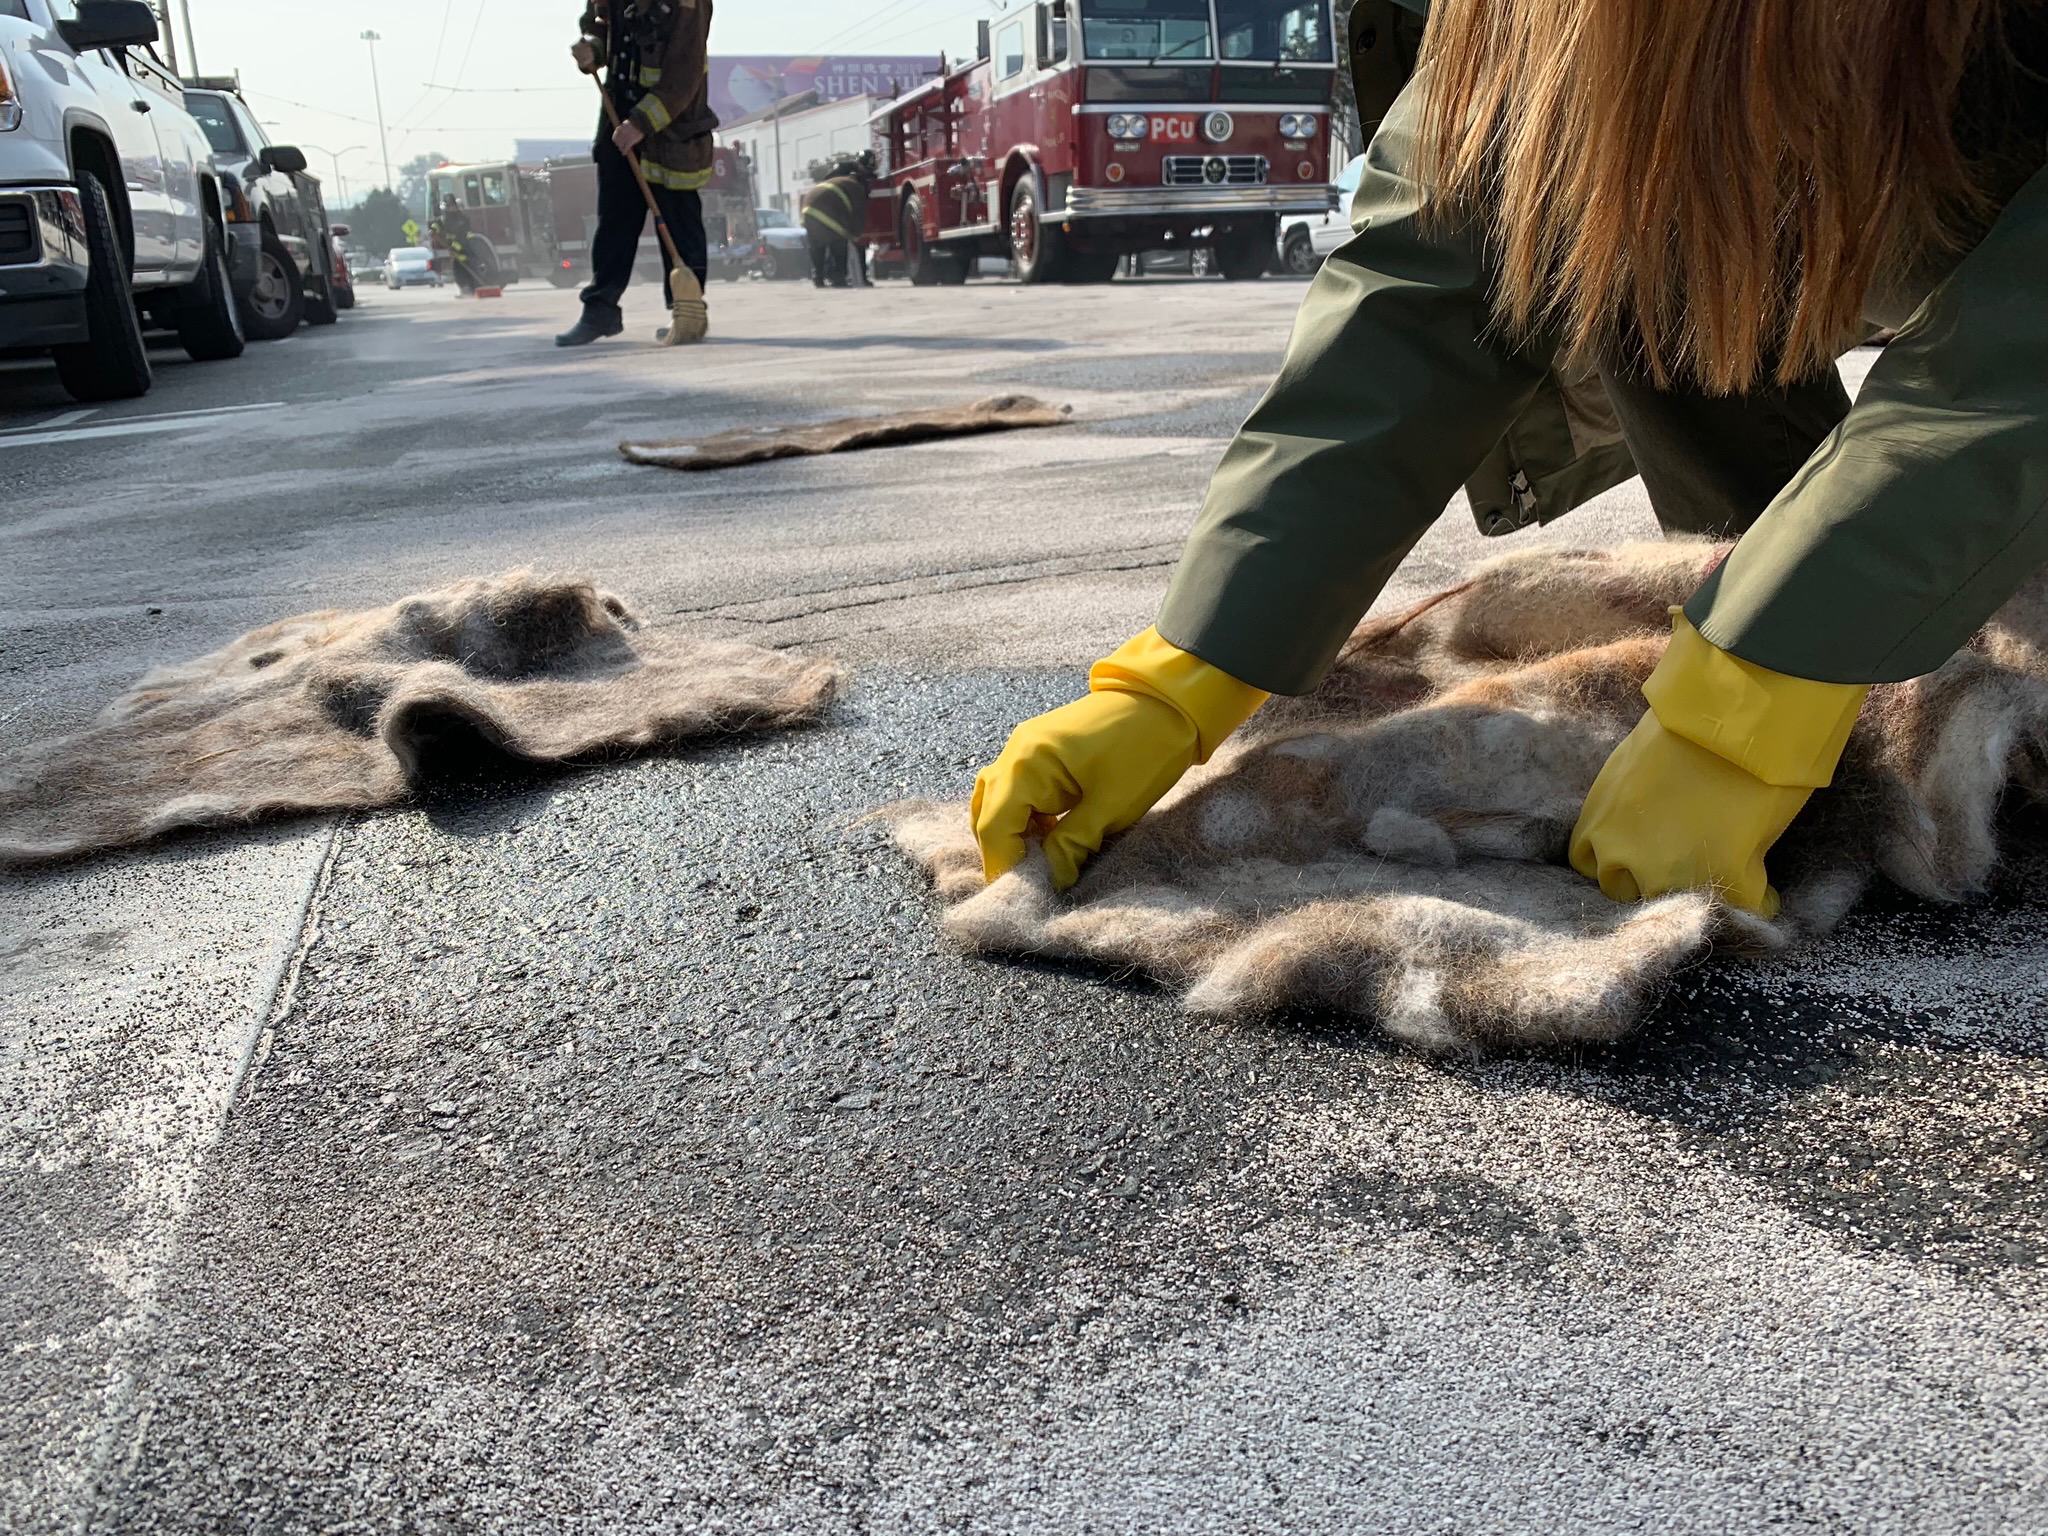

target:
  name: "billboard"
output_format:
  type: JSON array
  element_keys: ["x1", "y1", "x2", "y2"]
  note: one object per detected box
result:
[{"x1": 710, "y1": 55, "x2": 942, "y2": 125}]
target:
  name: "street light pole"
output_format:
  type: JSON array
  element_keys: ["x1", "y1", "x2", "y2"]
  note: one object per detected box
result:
[
  {"x1": 301, "y1": 144, "x2": 366, "y2": 209},
  {"x1": 176, "y1": 0, "x2": 197, "y2": 75},
  {"x1": 360, "y1": 30, "x2": 393, "y2": 192}
]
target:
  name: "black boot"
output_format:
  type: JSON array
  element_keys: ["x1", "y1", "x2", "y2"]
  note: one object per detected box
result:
[{"x1": 555, "y1": 306, "x2": 624, "y2": 347}]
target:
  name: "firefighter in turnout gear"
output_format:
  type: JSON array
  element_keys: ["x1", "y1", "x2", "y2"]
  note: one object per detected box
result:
[
  {"x1": 800, "y1": 154, "x2": 873, "y2": 288},
  {"x1": 558, "y1": 0, "x2": 718, "y2": 347}
]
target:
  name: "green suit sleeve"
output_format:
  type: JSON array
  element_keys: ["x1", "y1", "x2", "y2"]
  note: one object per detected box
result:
[
  {"x1": 1154, "y1": 75, "x2": 1555, "y2": 695},
  {"x1": 1686, "y1": 164, "x2": 2048, "y2": 684}
]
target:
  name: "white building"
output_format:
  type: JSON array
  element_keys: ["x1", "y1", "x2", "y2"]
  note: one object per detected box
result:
[{"x1": 726, "y1": 93, "x2": 879, "y2": 214}]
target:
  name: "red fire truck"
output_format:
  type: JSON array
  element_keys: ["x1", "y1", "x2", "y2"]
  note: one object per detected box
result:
[
  {"x1": 427, "y1": 161, "x2": 550, "y2": 283},
  {"x1": 538, "y1": 145, "x2": 762, "y2": 289},
  {"x1": 865, "y1": 0, "x2": 1338, "y2": 283}
]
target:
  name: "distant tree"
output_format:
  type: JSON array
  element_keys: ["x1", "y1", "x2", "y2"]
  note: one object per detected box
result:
[
  {"x1": 344, "y1": 188, "x2": 413, "y2": 257},
  {"x1": 397, "y1": 151, "x2": 453, "y2": 220}
]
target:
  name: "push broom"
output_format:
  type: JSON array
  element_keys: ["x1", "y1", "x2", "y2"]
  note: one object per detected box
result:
[{"x1": 594, "y1": 66, "x2": 709, "y2": 345}]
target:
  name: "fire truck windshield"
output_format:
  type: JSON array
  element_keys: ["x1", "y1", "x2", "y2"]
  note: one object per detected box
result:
[
  {"x1": 1078, "y1": 2, "x2": 1333, "y2": 64},
  {"x1": 1215, "y1": 0, "x2": 1333, "y2": 62},
  {"x1": 1079, "y1": 0, "x2": 1212, "y2": 62}
]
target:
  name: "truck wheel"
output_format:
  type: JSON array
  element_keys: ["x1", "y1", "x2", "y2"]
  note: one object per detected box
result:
[
  {"x1": 52, "y1": 172, "x2": 151, "y2": 402},
  {"x1": 305, "y1": 277, "x2": 340, "y2": 326},
  {"x1": 1214, "y1": 224, "x2": 1274, "y2": 281},
  {"x1": 548, "y1": 262, "x2": 583, "y2": 289},
  {"x1": 903, "y1": 195, "x2": 958, "y2": 286},
  {"x1": 1008, "y1": 178, "x2": 1067, "y2": 284},
  {"x1": 243, "y1": 227, "x2": 305, "y2": 340},
  {"x1": 1280, "y1": 226, "x2": 1318, "y2": 275},
  {"x1": 174, "y1": 210, "x2": 247, "y2": 363},
  {"x1": 459, "y1": 236, "x2": 501, "y2": 291}
]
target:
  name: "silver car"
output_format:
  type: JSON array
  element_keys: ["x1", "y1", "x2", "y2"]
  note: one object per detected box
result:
[
  {"x1": 754, "y1": 208, "x2": 809, "y2": 280},
  {"x1": 384, "y1": 247, "x2": 442, "y2": 289}
]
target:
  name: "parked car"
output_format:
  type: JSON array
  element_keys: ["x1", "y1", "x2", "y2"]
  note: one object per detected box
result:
[
  {"x1": 384, "y1": 247, "x2": 441, "y2": 289},
  {"x1": 0, "y1": 0, "x2": 245, "y2": 399},
  {"x1": 182, "y1": 78, "x2": 344, "y2": 339},
  {"x1": 753, "y1": 207, "x2": 807, "y2": 279},
  {"x1": 327, "y1": 222, "x2": 354, "y2": 310},
  {"x1": 1277, "y1": 153, "x2": 1365, "y2": 275},
  {"x1": 1121, "y1": 247, "x2": 1216, "y2": 278}
]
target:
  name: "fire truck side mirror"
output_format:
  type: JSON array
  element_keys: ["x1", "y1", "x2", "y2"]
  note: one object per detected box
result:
[
  {"x1": 977, "y1": 19, "x2": 991, "y2": 60},
  {"x1": 1051, "y1": 0, "x2": 1067, "y2": 17}
]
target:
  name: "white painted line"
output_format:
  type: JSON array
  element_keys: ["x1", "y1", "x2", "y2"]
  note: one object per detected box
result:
[
  {"x1": 0, "y1": 401, "x2": 285, "y2": 448},
  {"x1": 37, "y1": 408, "x2": 96, "y2": 430}
]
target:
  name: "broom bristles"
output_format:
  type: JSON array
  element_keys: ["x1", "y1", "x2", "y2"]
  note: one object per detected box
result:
[{"x1": 662, "y1": 262, "x2": 708, "y2": 346}]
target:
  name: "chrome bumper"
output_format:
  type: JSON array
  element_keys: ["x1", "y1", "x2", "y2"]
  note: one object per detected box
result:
[
  {"x1": 1062, "y1": 184, "x2": 1338, "y2": 219},
  {"x1": 0, "y1": 188, "x2": 91, "y2": 350},
  {"x1": 0, "y1": 187, "x2": 90, "y2": 284}
]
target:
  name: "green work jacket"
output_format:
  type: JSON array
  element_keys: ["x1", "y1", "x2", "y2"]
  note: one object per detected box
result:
[{"x1": 1157, "y1": 26, "x2": 2048, "y2": 692}]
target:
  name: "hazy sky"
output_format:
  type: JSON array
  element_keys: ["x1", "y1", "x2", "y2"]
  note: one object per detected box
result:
[{"x1": 169, "y1": 1, "x2": 986, "y2": 202}]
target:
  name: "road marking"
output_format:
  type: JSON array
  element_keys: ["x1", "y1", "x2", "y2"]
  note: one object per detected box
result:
[
  {"x1": 0, "y1": 401, "x2": 285, "y2": 448},
  {"x1": 36, "y1": 408, "x2": 96, "y2": 430}
]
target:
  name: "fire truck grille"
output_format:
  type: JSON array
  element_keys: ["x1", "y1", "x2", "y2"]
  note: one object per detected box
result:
[
  {"x1": 1161, "y1": 155, "x2": 1269, "y2": 188},
  {"x1": 0, "y1": 201, "x2": 36, "y2": 265}
]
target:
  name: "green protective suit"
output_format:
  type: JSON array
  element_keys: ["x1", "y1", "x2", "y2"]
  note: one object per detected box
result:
[{"x1": 1156, "y1": 4, "x2": 2048, "y2": 694}]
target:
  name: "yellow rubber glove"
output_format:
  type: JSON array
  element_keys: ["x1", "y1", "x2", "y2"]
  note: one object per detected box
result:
[
  {"x1": 972, "y1": 628, "x2": 1269, "y2": 890},
  {"x1": 1570, "y1": 613, "x2": 1869, "y2": 918}
]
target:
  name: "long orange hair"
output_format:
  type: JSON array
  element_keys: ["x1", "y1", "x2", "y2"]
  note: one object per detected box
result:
[{"x1": 1418, "y1": 0, "x2": 2003, "y2": 392}]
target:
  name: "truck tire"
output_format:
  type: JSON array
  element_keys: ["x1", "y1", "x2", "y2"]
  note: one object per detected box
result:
[
  {"x1": 305, "y1": 276, "x2": 340, "y2": 326},
  {"x1": 1214, "y1": 223, "x2": 1274, "y2": 281},
  {"x1": 902, "y1": 195, "x2": 963, "y2": 286},
  {"x1": 455, "y1": 235, "x2": 501, "y2": 293},
  {"x1": 243, "y1": 226, "x2": 305, "y2": 340},
  {"x1": 174, "y1": 210, "x2": 247, "y2": 362},
  {"x1": 1008, "y1": 177, "x2": 1067, "y2": 284},
  {"x1": 1280, "y1": 226, "x2": 1318, "y2": 275},
  {"x1": 548, "y1": 262, "x2": 583, "y2": 289},
  {"x1": 51, "y1": 172, "x2": 152, "y2": 402}
]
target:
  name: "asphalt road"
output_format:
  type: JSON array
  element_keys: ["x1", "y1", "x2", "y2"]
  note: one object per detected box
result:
[{"x1": 4, "y1": 275, "x2": 2045, "y2": 1535}]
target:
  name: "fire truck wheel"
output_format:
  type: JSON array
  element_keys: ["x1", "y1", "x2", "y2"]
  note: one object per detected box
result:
[
  {"x1": 902, "y1": 195, "x2": 957, "y2": 286},
  {"x1": 1214, "y1": 224, "x2": 1275, "y2": 282},
  {"x1": 1007, "y1": 177, "x2": 1067, "y2": 285}
]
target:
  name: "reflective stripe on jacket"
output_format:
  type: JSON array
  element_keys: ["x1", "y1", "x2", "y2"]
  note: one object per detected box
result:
[{"x1": 800, "y1": 176, "x2": 868, "y2": 241}]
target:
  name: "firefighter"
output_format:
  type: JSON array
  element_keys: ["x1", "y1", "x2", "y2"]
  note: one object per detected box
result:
[
  {"x1": 557, "y1": 0, "x2": 718, "y2": 347},
  {"x1": 800, "y1": 154, "x2": 873, "y2": 289},
  {"x1": 971, "y1": 0, "x2": 2048, "y2": 917},
  {"x1": 436, "y1": 193, "x2": 480, "y2": 292}
]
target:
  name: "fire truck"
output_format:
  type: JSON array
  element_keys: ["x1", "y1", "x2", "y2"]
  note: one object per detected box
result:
[
  {"x1": 424, "y1": 161, "x2": 551, "y2": 284},
  {"x1": 537, "y1": 145, "x2": 762, "y2": 289},
  {"x1": 864, "y1": 0, "x2": 1338, "y2": 283}
]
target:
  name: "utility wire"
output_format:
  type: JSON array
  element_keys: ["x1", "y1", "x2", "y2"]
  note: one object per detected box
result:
[
  {"x1": 809, "y1": 0, "x2": 941, "y2": 54},
  {"x1": 426, "y1": 0, "x2": 457, "y2": 84},
  {"x1": 454, "y1": 0, "x2": 491, "y2": 89}
]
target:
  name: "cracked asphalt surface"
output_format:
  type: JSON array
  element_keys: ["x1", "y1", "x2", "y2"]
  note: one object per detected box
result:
[{"x1": 4, "y1": 277, "x2": 2046, "y2": 1533}]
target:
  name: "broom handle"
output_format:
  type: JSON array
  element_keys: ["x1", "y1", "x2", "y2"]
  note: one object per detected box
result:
[{"x1": 594, "y1": 65, "x2": 689, "y2": 277}]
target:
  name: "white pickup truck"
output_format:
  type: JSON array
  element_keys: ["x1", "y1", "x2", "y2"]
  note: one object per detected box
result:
[{"x1": 0, "y1": 0, "x2": 245, "y2": 400}]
